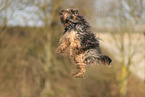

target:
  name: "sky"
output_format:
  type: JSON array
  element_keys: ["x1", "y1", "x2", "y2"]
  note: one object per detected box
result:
[{"x1": 0, "y1": 0, "x2": 145, "y2": 26}]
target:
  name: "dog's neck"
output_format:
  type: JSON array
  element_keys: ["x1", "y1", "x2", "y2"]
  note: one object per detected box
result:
[
  {"x1": 63, "y1": 16, "x2": 90, "y2": 34},
  {"x1": 63, "y1": 21, "x2": 76, "y2": 34}
]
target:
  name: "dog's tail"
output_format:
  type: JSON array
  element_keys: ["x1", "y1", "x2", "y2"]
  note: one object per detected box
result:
[
  {"x1": 85, "y1": 50, "x2": 112, "y2": 66},
  {"x1": 97, "y1": 55, "x2": 112, "y2": 66}
]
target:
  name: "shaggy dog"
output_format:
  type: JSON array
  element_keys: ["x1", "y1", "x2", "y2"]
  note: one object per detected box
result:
[{"x1": 56, "y1": 9, "x2": 112, "y2": 78}]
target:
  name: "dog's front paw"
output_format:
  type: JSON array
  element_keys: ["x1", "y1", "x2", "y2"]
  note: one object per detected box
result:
[{"x1": 56, "y1": 49, "x2": 63, "y2": 54}]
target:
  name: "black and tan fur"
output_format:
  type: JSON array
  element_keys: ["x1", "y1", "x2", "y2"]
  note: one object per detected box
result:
[{"x1": 56, "y1": 9, "x2": 112, "y2": 78}]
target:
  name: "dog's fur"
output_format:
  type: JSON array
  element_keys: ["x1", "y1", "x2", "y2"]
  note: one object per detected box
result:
[{"x1": 56, "y1": 9, "x2": 112, "y2": 78}]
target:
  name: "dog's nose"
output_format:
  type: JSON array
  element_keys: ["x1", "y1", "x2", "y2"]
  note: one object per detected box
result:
[
  {"x1": 59, "y1": 11, "x2": 61, "y2": 14},
  {"x1": 60, "y1": 15, "x2": 63, "y2": 17}
]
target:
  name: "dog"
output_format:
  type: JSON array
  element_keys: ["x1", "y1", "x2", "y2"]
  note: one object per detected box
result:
[{"x1": 56, "y1": 9, "x2": 112, "y2": 78}]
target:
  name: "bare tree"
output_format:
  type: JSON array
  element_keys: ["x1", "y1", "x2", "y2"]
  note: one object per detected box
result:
[
  {"x1": 32, "y1": 0, "x2": 65, "y2": 96},
  {"x1": 110, "y1": 0, "x2": 145, "y2": 97},
  {"x1": 0, "y1": 0, "x2": 10, "y2": 31}
]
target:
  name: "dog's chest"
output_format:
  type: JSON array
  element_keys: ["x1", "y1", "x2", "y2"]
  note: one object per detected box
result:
[
  {"x1": 67, "y1": 30, "x2": 81, "y2": 48},
  {"x1": 67, "y1": 30, "x2": 78, "y2": 41}
]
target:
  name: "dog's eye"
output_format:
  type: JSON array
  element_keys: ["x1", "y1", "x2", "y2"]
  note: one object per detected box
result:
[{"x1": 61, "y1": 10, "x2": 65, "y2": 12}]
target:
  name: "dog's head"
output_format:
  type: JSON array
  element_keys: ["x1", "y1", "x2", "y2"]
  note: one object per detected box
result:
[{"x1": 59, "y1": 9, "x2": 79, "y2": 25}]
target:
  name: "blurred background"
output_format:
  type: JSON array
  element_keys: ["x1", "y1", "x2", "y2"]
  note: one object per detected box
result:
[{"x1": 0, "y1": 0, "x2": 145, "y2": 97}]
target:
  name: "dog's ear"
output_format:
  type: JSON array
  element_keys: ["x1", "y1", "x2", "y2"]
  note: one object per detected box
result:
[
  {"x1": 74, "y1": 9, "x2": 78, "y2": 14},
  {"x1": 71, "y1": 9, "x2": 79, "y2": 14},
  {"x1": 69, "y1": 9, "x2": 79, "y2": 23}
]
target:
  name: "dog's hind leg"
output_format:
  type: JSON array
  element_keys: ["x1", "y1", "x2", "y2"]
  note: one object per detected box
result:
[
  {"x1": 73, "y1": 63, "x2": 86, "y2": 78},
  {"x1": 72, "y1": 53, "x2": 86, "y2": 78}
]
